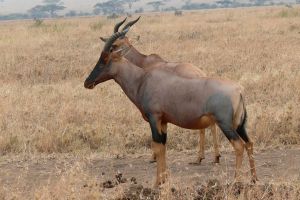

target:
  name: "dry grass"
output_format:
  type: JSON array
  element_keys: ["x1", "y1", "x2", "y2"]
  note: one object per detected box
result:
[{"x1": 1, "y1": 6, "x2": 300, "y2": 199}]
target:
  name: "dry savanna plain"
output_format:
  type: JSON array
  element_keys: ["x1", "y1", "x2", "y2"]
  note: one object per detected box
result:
[{"x1": 0, "y1": 6, "x2": 300, "y2": 200}]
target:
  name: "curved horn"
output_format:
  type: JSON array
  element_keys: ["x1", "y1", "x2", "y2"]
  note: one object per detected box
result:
[
  {"x1": 103, "y1": 28, "x2": 130, "y2": 52},
  {"x1": 122, "y1": 16, "x2": 141, "y2": 31},
  {"x1": 114, "y1": 17, "x2": 127, "y2": 33}
]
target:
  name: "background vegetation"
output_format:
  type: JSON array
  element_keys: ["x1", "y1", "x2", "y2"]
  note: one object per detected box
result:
[{"x1": 1, "y1": 0, "x2": 300, "y2": 20}]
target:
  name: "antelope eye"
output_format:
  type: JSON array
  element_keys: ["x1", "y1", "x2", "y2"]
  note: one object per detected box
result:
[{"x1": 110, "y1": 45, "x2": 117, "y2": 52}]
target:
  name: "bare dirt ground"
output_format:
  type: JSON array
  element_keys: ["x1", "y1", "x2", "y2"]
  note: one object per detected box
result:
[{"x1": 0, "y1": 147, "x2": 299, "y2": 199}]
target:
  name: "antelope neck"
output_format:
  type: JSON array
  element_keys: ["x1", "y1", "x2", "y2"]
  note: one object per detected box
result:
[
  {"x1": 113, "y1": 60, "x2": 145, "y2": 108},
  {"x1": 125, "y1": 46, "x2": 146, "y2": 67}
]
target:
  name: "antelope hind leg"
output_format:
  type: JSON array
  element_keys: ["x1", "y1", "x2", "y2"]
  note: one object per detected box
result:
[
  {"x1": 231, "y1": 138, "x2": 245, "y2": 182},
  {"x1": 236, "y1": 122, "x2": 258, "y2": 183},
  {"x1": 218, "y1": 124, "x2": 244, "y2": 182},
  {"x1": 245, "y1": 141, "x2": 258, "y2": 183},
  {"x1": 211, "y1": 124, "x2": 221, "y2": 163}
]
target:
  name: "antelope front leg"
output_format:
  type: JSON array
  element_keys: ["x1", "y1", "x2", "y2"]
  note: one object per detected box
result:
[
  {"x1": 198, "y1": 129, "x2": 205, "y2": 163},
  {"x1": 211, "y1": 125, "x2": 221, "y2": 163},
  {"x1": 152, "y1": 142, "x2": 167, "y2": 186},
  {"x1": 148, "y1": 114, "x2": 168, "y2": 186},
  {"x1": 149, "y1": 123, "x2": 167, "y2": 163}
]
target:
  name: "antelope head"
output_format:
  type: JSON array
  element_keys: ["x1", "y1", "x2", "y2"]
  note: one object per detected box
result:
[
  {"x1": 84, "y1": 28, "x2": 130, "y2": 89},
  {"x1": 100, "y1": 17, "x2": 140, "y2": 54}
]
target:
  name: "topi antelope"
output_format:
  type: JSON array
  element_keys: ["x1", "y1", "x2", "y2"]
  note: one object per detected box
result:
[
  {"x1": 101, "y1": 17, "x2": 221, "y2": 164},
  {"x1": 84, "y1": 28, "x2": 258, "y2": 186}
]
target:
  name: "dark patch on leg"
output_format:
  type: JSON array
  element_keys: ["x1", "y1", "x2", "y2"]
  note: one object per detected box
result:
[
  {"x1": 147, "y1": 113, "x2": 167, "y2": 145},
  {"x1": 236, "y1": 124, "x2": 249, "y2": 143},
  {"x1": 218, "y1": 125, "x2": 240, "y2": 141},
  {"x1": 152, "y1": 132, "x2": 167, "y2": 145},
  {"x1": 161, "y1": 132, "x2": 167, "y2": 145},
  {"x1": 236, "y1": 111, "x2": 249, "y2": 143},
  {"x1": 152, "y1": 131, "x2": 167, "y2": 145}
]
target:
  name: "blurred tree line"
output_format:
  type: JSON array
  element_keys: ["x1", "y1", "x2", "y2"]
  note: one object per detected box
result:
[{"x1": 0, "y1": 0, "x2": 299, "y2": 21}]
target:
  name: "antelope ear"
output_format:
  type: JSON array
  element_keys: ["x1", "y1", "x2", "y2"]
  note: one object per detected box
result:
[
  {"x1": 110, "y1": 49, "x2": 123, "y2": 60},
  {"x1": 100, "y1": 37, "x2": 108, "y2": 42},
  {"x1": 112, "y1": 46, "x2": 131, "y2": 58},
  {"x1": 112, "y1": 48, "x2": 124, "y2": 56}
]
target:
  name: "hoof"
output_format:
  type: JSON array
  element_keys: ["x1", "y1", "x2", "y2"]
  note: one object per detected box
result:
[
  {"x1": 214, "y1": 155, "x2": 221, "y2": 164},
  {"x1": 155, "y1": 180, "x2": 166, "y2": 187},
  {"x1": 251, "y1": 176, "x2": 259, "y2": 184},
  {"x1": 150, "y1": 154, "x2": 156, "y2": 163},
  {"x1": 189, "y1": 157, "x2": 204, "y2": 165},
  {"x1": 155, "y1": 173, "x2": 168, "y2": 187}
]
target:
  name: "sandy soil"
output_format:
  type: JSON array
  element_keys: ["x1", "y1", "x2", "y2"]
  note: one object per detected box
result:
[{"x1": 0, "y1": 147, "x2": 299, "y2": 199}]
